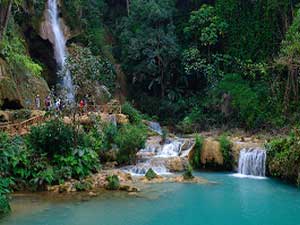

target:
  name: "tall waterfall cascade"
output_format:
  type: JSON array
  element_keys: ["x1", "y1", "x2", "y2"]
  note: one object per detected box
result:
[
  {"x1": 237, "y1": 148, "x2": 267, "y2": 177},
  {"x1": 47, "y1": 0, "x2": 75, "y2": 101},
  {"x1": 123, "y1": 136, "x2": 195, "y2": 176}
]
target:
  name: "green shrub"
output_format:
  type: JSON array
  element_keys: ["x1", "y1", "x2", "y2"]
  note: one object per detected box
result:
[
  {"x1": 53, "y1": 147, "x2": 100, "y2": 181},
  {"x1": 102, "y1": 123, "x2": 118, "y2": 151},
  {"x1": 266, "y1": 129, "x2": 300, "y2": 185},
  {"x1": 121, "y1": 102, "x2": 142, "y2": 124},
  {"x1": 219, "y1": 134, "x2": 233, "y2": 170},
  {"x1": 27, "y1": 119, "x2": 77, "y2": 157},
  {"x1": 74, "y1": 180, "x2": 93, "y2": 192},
  {"x1": 0, "y1": 20, "x2": 42, "y2": 77},
  {"x1": 190, "y1": 135, "x2": 204, "y2": 169},
  {"x1": 183, "y1": 164, "x2": 194, "y2": 180},
  {"x1": 0, "y1": 178, "x2": 12, "y2": 215},
  {"x1": 30, "y1": 166, "x2": 55, "y2": 188},
  {"x1": 145, "y1": 168, "x2": 157, "y2": 180},
  {"x1": 0, "y1": 133, "x2": 30, "y2": 181},
  {"x1": 106, "y1": 175, "x2": 120, "y2": 190},
  {"x1": 115, "y1": 124, "x2": 147, "y2": 165}
]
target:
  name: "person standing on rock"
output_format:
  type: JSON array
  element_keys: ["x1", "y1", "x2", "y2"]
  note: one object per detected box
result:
[{"x1": 35, "y1": 95, "x2": 41, "y2": 110}]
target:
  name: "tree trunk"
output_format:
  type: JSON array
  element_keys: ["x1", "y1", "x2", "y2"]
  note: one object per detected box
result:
[
  {"x1": 0, "y1": 0, "x2": 13, "y2": 43},
  {"x1": 126, "y1": 0, "x2": 130, "y2": 16}
]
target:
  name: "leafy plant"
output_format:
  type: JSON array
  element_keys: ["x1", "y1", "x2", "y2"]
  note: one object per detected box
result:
[
  {"x1": 53, "y1": 147, "x2": 100, "y2": 181},
  {"x1": 183, "y1": 164, "x2": 194, "y2": 180},
  {"x1": 219, "y1": 134, "x2": 233, "y2": 170},
  {"x1": 115, "y1": 124, "x2": 147, "y2": 165},
  {"x1": 26, "y1": 119, "x2": 77, "y2": 157},
  {"x1": 266, "y1": 128, "x2": 300, "y2": 185},
  {"x1": 106, "y1": 175, "x2": 120, "y2": 190},
  {"x1": 145, "y1": 168, "x2": 157, "y2": 180},
  {"x1": 121, "y1": 102, "x2": 142, "y2": 124},
  {"x1": 0, "y1": 178, "x2": 11, "y2": 215},
  {"x1": 190, "y1": 135, "x2": 204, "y2": 169}
]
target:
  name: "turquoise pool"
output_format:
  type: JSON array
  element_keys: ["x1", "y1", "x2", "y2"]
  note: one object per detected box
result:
[{"x1": 1, "y1": 172, "x2": 300, "y2": 225}]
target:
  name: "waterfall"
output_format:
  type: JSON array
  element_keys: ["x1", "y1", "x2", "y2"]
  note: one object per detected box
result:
[
  {"x1": 237, "y1": 148, "x2": 267, "y2": 177},
  {"x1": 148, "y1": 121, "x2": 163, "y2": 135},
  {"x1": 47, "y1": 0, "x2": 75, "y2": 101},
  {"x1": 123, "y1": 137, "x2": 194, "y2": 176}
]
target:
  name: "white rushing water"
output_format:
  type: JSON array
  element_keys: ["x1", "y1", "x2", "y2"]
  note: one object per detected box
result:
[
  {"x1": 234, "y1": 148, "x2": 267, "y2": 178},
  {"x1": 148, "y1": 121, "x2": 163, "y2": 135},
  {"x1": 123, "y1": 137, "x2": 194, "y2": 176},
  {"x1": 47, "y1": 0, "x2": 75, "y2": 101}
]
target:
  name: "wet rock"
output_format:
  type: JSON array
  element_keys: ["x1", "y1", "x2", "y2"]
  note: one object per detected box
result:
[
  {"x1": 119, "y1": 184, "x2": 140, "y2": 192},
  {"x1": 88, "y1": 192, "x2": 98, "y2": 197},
  {"x1": 165, "y1": 157, "x2": 187, "y2": 172}
]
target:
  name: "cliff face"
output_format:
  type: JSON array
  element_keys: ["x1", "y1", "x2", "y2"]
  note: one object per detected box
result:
[{"x1": 0, "y1": 58, "x2": 49, "y2": 109}]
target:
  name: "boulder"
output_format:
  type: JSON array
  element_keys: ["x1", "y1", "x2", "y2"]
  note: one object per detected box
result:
[
  {"x1": 63, "y1": 116, "x2": 72, "y2": 124},
  {"x1": 119, "y1": 184, "x2": 140, "y2": 192},
  {"x1": 165, "y1": 157, "x2": 187, "y2": 172},
  {"x1": 116, "y1": 114, "x2": 129, "y2": 124},
  {"x1": 79, "y1": 115, "x2": 92, "y2": 125}
]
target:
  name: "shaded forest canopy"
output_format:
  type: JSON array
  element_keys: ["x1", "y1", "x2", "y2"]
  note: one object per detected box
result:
[{"x1": 1, "y1": 0, "x2": 300, "y2": 130}]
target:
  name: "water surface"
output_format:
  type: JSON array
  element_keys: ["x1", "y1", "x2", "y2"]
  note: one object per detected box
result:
[{"x1": 1, "y1": 172, "x2": 300, "y2": 225}]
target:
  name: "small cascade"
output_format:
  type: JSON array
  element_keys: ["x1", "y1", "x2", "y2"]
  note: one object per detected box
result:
[
  {"x1": 47, "y1": 0, "x2": 75, "y2": 101},
  {"x1": 148, "y1": 121, "x2": 163, "y2": 135},
  {"x1": 123, "y1": 136, "x2": 194, "y2": 176},
  {"x1": 237, "y1": 148, "x2": 267, "y2": 177}
]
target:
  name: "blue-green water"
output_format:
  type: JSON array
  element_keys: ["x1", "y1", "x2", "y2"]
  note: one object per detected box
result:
[{"x1": 1, "y1": 172, "x2": 300, "y2": 225}]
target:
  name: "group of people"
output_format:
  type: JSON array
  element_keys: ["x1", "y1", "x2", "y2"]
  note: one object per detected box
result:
[
  {"x1": 34, "y1": 95, "x2": 62, "y2": 112},
  {"x1": 34, "y1": 94, "x2": 87, "y2": 114}
]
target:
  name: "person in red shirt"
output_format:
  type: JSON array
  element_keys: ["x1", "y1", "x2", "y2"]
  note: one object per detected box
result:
[{"x1": 79, "y1": 99, "x2": 85, "y2": 114}]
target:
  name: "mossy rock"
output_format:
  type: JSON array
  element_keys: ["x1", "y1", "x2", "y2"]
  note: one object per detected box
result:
[
  {"x1": 145, "y1": 168, "x2": 158, "y2": 180},
  {"x1": 0, "y1": 57, "x2": 49, "y2": 109}
]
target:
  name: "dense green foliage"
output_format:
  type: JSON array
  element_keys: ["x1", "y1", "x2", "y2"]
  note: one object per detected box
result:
[
  {"x1": 119, "y1": 0, "x2": 179, "y2": 98},
  {"x1": 65, "y1": 44, "x2": 116, "y2": 99},
  {"x1": 115, "y1": 124, "x2": 147, "y2": 165},
  {"x1": 0, "y1": 119, "x2": 100, "y2": 191},
  {"x1": 0, "y1": 178, "x2": 11, "y2": 216},
  {"x1": 219, "y1": 134, "x2": 233, "y2": 170},
  {"x1": 266, "y1": 129, "x2": 300, "y2": 185},
  {"x1": 0, "y1": 19, "x2": 42, "y2": 77},
  {"x1": 27, "y1": 119, "x2": 78, "y2": 157},
  {"x1": 121, "y1": 102, "x2": 143, "y2": 124},
  {"x1": 2, "y1": 0, "x2": 300, "y2": 131},
  {"x1": 190, "y1": 135, "x2": 204, "y2": 169}
]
